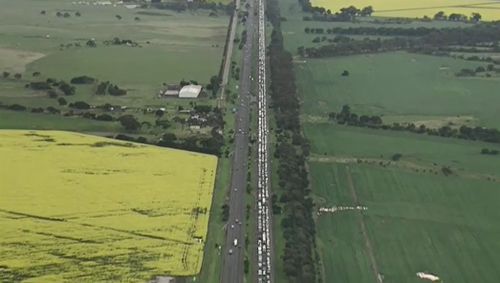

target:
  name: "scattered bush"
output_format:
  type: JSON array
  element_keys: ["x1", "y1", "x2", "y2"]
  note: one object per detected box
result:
[
  {"x1": 30, "y1": 81, "x2": 52, "y2": 90},
  {"x1": 96, "y1": 114, "x2": 114, "y2": 121},
  {"x1": 7, "y1": 104, "x2": 26, "y2": 111},
  {"x1": 391, "y1": 153, "x2": 403, "y2": 161},
  {"x1": 119, "y1": 115, "x2": 141, "y2": 131},
  {"x1": 69, "y1": 101, "x2": 90, "y2": 110},
  {"x1": 57, "y1": 97, "x2": 67, "y2": 106},
  {"x1": 70, "y1": 75, "x2": 95, "y2": 84},
  {"x1": 108, "y1": 84, "x2": 127, "y2": 96},
  {"x1": 481, "y1": 148, "x2": 499, "y2": 155}
]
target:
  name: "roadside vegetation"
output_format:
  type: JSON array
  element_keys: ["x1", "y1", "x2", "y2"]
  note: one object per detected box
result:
[{"x1": 267, "y1": 0, "x2": 319, "y2": 281}]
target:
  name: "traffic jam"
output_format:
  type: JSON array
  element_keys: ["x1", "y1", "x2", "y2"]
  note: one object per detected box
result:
[{"x1": 256, "y1": 0, "x2": 272, "y2": 280}]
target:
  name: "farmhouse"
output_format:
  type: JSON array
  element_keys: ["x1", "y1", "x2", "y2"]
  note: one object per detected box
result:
[{"x1": 179, "y1": 84, "x2": 202, "y2": 98}]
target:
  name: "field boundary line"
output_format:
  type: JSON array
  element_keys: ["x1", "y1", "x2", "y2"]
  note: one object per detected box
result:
[{"x1": 345, "y1": 166, "x2": 383, "y2": 283}]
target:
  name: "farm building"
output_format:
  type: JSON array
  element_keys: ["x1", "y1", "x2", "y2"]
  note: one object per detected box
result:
[
  {"x1": 179, "y1": 85, "x2": 202, "y2": 98},
  {"x1": 159, "y1": 85, "x2": 181, "y2": 97}
]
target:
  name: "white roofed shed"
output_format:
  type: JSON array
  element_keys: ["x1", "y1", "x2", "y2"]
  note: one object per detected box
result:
[{"x1": 179, "y1": 85, "x2": 202, "y2": 98}]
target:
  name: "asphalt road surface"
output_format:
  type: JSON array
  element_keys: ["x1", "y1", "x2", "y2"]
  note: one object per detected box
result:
[
  {"x1": 220, "y1": 0, "x2": 257, "y2": 282},
  {"x1": 255, "y1": 0, "x2": 273, "y2": 280}
]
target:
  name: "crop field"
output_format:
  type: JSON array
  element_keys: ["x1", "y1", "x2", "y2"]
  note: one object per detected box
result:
[
  {"x1": 0, "y1": 130, "x2": 218, "y2": 282},
  {"x1": 296, "y1": 52, "x2": 500, "y2": 128},
  {"x1": 311, "y1": 0, "x2": 500, "y2": 20},
  {"x1": 312, "y1": 161, "x2": 500, "y2": 283},
  {"x1": 296, "y1": 53, "x2": 500, "y2": 282},
  {"x1": 276, "y1": 0, "x2": 500, "y2": 281}
]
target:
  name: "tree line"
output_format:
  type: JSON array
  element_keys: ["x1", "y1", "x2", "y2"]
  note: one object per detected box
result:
[
  {"x1": 267, "y1": 0, "x2": 318, "y2": 281},
  {"x1": 299, "y1": 23, "x2": 500, "y2": 58},
  {"x1": 329, "y1": 105, "x2": 500, "y2": 144},
  {"x1": 305, "y1": 26, "x2": 438, "y2": 37}
]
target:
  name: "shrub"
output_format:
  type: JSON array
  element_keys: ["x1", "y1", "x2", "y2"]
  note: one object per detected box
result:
[
  {"x1": 119, "y1": 115, "x2": 141, "y2": 131},
  {"x1": 46, "y1": 106, "x2": 60, "y2": 114},
  {"x1": 108, "y1": 84, "x2": 127, "y2": 96},
  {"x1": 96, "y1": 114, "x2": 114, "y2": 121},
  {"x1": 391, "y1": 153, "x2": 403, "y2": 161},
  {"x1": 70, "y1": 75, "x2": 95, "y2": 84},
  {"x1": 58, "y1": 97, "x2": 67, "y2": 106},
  {"x1": 59, "y1": 81, "x2": 75, "y2": 95},
  {"x1": 96, "y1": 81, "x2": 110, "y2": 95},
  {"x1": 30, "y1": 81, "x2": 52, "y2": 90},
  {"x1": 8, "y1": 104, "x2": 26, "y2": 111},
  {"x1": 69, "y1": 101, "x2": 90, "y2": 110}
]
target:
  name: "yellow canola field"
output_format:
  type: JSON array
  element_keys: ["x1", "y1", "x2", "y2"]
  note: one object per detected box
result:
[
  {"x1": 0, "y1": 130, "x2": 218, "y2": 282},
  {"x1": 312, "y1": 0, "x2": 500, "y2": 20}
]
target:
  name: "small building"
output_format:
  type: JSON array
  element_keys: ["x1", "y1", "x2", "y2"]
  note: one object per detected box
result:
[
  {"x1": 179, "y1": 85, "x2": 202, "y2": 98},
  {"x1": 159, "y1": 84, "x2": 180, "y2": 97}
]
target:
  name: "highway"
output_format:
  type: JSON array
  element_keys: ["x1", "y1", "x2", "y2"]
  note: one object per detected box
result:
[
  {"x1": 220, "y1": 0, "x2": 257, "y2": 282},
  {"x1": 255, "y1": 0, "x2": 273, "y2": 280}
]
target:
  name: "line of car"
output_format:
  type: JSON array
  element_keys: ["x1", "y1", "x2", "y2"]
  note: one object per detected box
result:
[{"x1": 256, "y1": 0, "x2": 272, "y2": 281}]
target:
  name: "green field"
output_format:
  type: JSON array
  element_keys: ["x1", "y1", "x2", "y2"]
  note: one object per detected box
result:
[
  {"x1": 0, "y1": 0, "x2": 229, "y2": 134},
  {"x1": 296, "y1": 52, "x2": 500, "y2": 128},
  {"x1": 277, "y1": 0, "x2": 500, "y2": 280},
  {"x1": 313, "y1": 161, "x2": 500, "y2": 283}
]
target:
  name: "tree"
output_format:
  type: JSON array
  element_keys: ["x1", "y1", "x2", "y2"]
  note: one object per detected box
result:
[
  {"x1": 59, "y1": 81, "x2": 76, "y2": 95},
  {"x1": 155, "y1": 119, "x2": 171, "y2": 129},
  {"x1": 134, "y1": 16, "x2": 140, "y2": 21},
  {"x1": 119, "y1": 115, "x2": 141, "y2": 131},
  {"x1": 391, "y1": 153, "x2": 403, "y2": 161},
  {"x1": 360, "y1": 6, "x2": 374, "y2": 16},
  {"x1": 14, "y1": 73, "x2": 22, "y2": 80},
  {"x1": 341, "y1": 70, "x2": 350, "y2": 76},
  {"x1": 96, "y1": 114, "x2": 113, "y2": 121},
  {"x1": 57, "y1": 97, "x2": 67, "y2": 106},
  {"x1": 69, "y1": 101, "x2": 90, "y2": 109},
  {"x1": 434, "y1": 11, "x2": 447, "y2": 21},
  {"x1": 96, "y1": 81, "x2": 109, "y2": 95},
  {"x1": 32, "y1": 71, "x2": 41, "y2": 77},
  {"x1": 2, "y1": 71, "x2": 9, "y2": 78},
  {"x1": 40, "y1": 10, "x2": 46, "y2": 15},
  {"x1": 448, "y1": 13, "x2": 466, "y2": 22},
  {"x1": 108, "y1": 84, "x2": 127, "y2": 96},
  {"x1": 70, "y1": 75, "x2": 95, "y2": 84},
  {"x1": 75, "y1": 11, "x2": 81, "y2": 17},
  {"x1": 7, "y1": 104, "x2": 26, "y2": 111},
  {"x1": 471, "y1": 12, "x2": 482, "y2": 23},
  {"x1": 159, "y1": 133, "x2": 177, "y2": 147},
  {"x1": 115, "y1": 14, "x2": 122, "y2": 20},
  {"x1": 339, "y1": 6, "x2": 360, "y2": 20},
  {"x1": 86, "y1": 39, "x2": 96, "y2": 48},
  {"x1": 155, "y1": 109, "x2": 164, "y2": 118}
]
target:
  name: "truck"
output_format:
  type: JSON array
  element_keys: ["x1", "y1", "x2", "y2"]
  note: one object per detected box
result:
[{"x1": 233, "y1": 238, "x2": 238, "y2": 247}]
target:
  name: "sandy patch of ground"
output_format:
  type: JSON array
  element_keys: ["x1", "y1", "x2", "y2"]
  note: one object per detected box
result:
[
  {"x1": 0, "y1": 48, "x2": 45, "y2": 73},
  {"x1": 309, "y1": 155, "x2": 500, "y2": 183},
  {"x1": 384, "y1": 115, "x2": 478, "y2": 129},
  {"x1": 412, "y1": 115, "x2": 477, "y2": 129}
]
